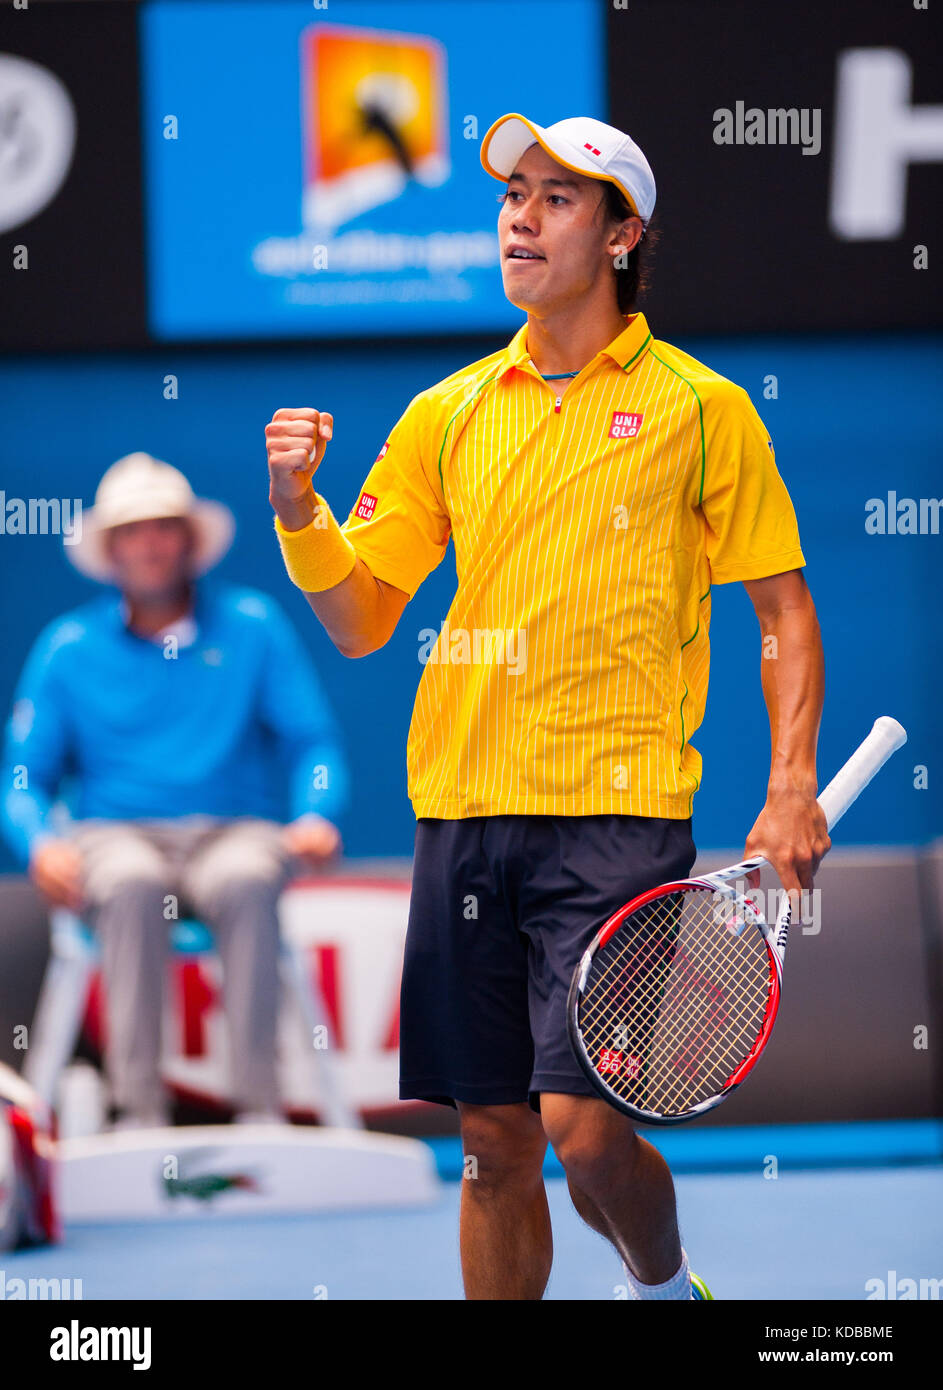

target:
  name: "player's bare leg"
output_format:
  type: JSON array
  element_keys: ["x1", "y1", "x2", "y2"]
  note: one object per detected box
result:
[
  {"x1": 456, "y1": 1101, "x2": 552, "y2": 1300},
  {"x1": 540, "y1": 1092, "x2": 683, "y2": 1284}
]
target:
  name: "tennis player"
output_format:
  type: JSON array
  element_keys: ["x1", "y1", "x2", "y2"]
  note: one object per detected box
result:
[{"x1": 265, "y1": 113, "x2": 829, "y2": 1301}]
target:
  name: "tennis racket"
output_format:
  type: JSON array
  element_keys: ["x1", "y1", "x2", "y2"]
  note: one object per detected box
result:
[{"x1": 567, "y1": 716, "x2": 907, "y2": 1125}]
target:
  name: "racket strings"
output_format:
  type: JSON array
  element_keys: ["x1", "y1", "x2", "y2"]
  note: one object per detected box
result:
[
  {"x1": 585, "y1": 961, "x2": 764, "y2": 1114},
  {"x1": 583, "y1": 894, "x2": 764, "y2": 1062},
  {"x1": 582, "y1": 897, "x2": 769, "y2": 1113},
  {"x1": 585, "y1": 911, "x2": 765, "y2": 1046},
  {"x1": 583, "y1": 957, "x2": 766, "y2": 1114},
  {"x1": 588, "y1": 955, "x2": 766, "y2": 1116},
  {"x1": 577, "y1": 888, "x2": 772, "y2": 1116},
  {"x1": 582, "y1": 890, "x2": 761, "y2": 1002},
  {"x1": 587, "y1": 946, "x2": 763, "y2": 1081},
  {"x1": 583, "y1": 898, "x2": 769, "y2": 1106}
]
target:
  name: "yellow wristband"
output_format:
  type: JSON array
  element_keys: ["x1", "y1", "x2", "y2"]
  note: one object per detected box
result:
[{"x1": 274, "y1": 495, "x2": 357, "y2": 592}]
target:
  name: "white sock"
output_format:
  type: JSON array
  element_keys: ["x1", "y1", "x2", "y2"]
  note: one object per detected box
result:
[{"x1": 622, "y1": 1249, "x2": 692, "y2": 1301}]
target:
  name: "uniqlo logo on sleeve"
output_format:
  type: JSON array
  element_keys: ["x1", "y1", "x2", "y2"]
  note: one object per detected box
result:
[
  {"x1": 609, "y1": 411, "x2": 644, "y2": 439},
  {"x1": 375, "y1": 440, "x2": 389, "y2": 462},
  {"x1": 356, "y1": 492, "x2": 378, "y2": 519}
]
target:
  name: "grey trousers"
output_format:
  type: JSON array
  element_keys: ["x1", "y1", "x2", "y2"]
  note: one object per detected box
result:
[{"x1": 67, "y1": 815, "x2": 298, "y2": 1115}]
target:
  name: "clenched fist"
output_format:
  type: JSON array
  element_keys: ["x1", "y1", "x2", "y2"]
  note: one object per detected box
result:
[{"x1": 265, "y1": 408, "x2": 334, "y2": 524}]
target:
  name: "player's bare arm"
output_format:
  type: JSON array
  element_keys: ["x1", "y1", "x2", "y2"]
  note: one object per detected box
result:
[
  {"x1": 742, "y1": 568, "x2": 830, "y2": 894},
  {"x1": 265, "y1": 406, "x2": 409, "y2": 657}
]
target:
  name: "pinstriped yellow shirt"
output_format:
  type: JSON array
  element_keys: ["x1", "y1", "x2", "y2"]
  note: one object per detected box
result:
[{"x1": 341, "y1": 312, "x2": 805, "y2": 820}]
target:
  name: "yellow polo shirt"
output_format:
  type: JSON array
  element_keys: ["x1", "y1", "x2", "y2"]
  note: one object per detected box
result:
[{"x1": 341, "y1": 312, "x2": 805, "y2": 820}]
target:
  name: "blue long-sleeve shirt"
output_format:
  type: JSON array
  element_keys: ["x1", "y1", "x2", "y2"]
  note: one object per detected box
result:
[{"x1": 1, "y1": 579, "x2": 349, "y2": 866}]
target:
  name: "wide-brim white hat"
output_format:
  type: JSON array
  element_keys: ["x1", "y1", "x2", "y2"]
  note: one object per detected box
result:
[{"x1": 66, "y1": 452, "x2": 235, "y2": 583}]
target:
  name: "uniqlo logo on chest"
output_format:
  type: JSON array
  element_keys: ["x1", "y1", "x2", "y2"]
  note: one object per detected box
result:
[
  {"x1": 609, "y1": 411, "x2": 644, "y2": 439},
  {"x1": 356, "y1": 492, "x2": 378, "y2": 519}
]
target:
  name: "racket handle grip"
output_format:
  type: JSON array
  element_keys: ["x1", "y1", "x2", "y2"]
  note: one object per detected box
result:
[{"x1": 817, "y1": 716, "x2": 907, "y2": 832}]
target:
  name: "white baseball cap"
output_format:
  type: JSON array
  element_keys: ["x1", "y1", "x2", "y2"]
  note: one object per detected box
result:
[{"x1": 481, "y1": 113, "x2": 655, "y2": 222}]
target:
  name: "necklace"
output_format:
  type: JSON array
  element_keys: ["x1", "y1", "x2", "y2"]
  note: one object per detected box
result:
[{"x1": 541, "y1": 370, "x2": 579, "y2": 380}]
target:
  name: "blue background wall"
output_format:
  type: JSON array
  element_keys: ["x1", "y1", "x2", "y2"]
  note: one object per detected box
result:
[{"x1": 0, "y1": 330, "x2": 939, "y2": 868}]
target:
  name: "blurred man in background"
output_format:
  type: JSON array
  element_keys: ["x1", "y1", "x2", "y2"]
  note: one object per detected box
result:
[{"x1": 2, "y1": 452, "x2": 349, "y2": 1129}]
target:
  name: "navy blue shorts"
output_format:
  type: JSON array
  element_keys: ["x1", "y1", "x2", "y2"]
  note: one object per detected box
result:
[{"x1": 399, "y1": 814, "x2": 696, "y2": 1111}]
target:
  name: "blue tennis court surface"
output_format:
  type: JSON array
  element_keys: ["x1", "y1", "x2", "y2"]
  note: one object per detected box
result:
[{"x1": 6, "y1": 1121, "x2": 942, "y2": 1300}]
